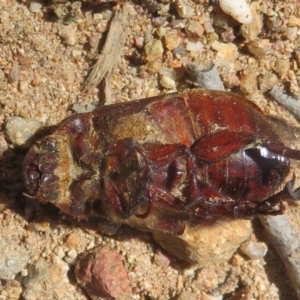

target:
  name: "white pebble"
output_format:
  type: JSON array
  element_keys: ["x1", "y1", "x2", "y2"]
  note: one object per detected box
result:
[
  {"x1": 219, "y1": 0, "x2": 252, "y2": 24},
  {"x1": 160, "y1": 75, "x2": 176, "y2": 89},
  {"x1": 186, "y1": 40, "x2": 204, "y2": 52},
  {"x1": 29, "y1": 1, "x2": 43, "y2": 13}
]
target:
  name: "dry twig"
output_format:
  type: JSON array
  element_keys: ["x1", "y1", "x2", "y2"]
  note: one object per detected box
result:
[{"x1": 81, "y1": 4, "x2": 130, "y2": 99}]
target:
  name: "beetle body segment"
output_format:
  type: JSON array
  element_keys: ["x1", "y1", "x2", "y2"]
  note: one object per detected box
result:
[{"x1": 23, "y1": 90, "x2": 300, "y2": 234}]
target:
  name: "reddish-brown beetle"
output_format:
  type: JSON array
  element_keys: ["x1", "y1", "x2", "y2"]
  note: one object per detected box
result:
[{"x1": 23, "y1": 89, "x2": 300, "y2": 234}]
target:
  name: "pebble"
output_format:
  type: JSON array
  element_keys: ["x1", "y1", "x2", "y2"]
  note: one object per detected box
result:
[
  {"x1": 144, "y1": 39, "x2": 164, "y2": 62},
  {"x1": 152, "y1": 219, "x2": 252, "y2": 265},
  {"x1": 22, "y1": 256, "x2": 74, "y2": 299},
  {"x1": 58, "y1": 27, "x2": 77, "y2": 46},
  {"x1": 222, "y1": 72, "x2": 240, "y2": 88},
  {"x1": 65, "y1": 232, "x2": 88, "y2": 250},
  {"x1": 67, "y1": 249, "x2": 78, "y2": 260},
  {"x1": 274, "y1": 58, "x2": 290, "y2": 77},
  {"x1": 75, "y1": 246, "x2": 131, "y2": 300},
  {"x1": 258, "y1": 72, "x2": 278, "y2": 93},
  {"x1": 175, "y1": 0, "x2": 194, "y2": 19},
  {"x1": 186, "y1": 21, "x2": 204, "y2": 37},
  {"x1": 211, "y1": 41, "x2": 238, "y2": 70},
  {"x1": 203, "y1": 20, "x2": 214, "y2": 33},
  {"x1": 219, "y1": 0, "x2": 252, "y2": 24},
  {"x1": 164, "y1": 33, "x2": 181, "y2": 50},
  {"x1": 193, "y1": 267, "x2": 219, "y2": 292},
  {"x1": 288, "y1": 15, "x2": 300, "y2": 27},
  {"x1": 240, "y1": 241, "x2": 268, "y2": 260},
  {"x1": 240, "y1": 5, "x2": 262, "y2": 40},
  {"x1": 160, "y1": 75, "x2": 176, "y2": 89},
  {"x1": 0, "y1": 238, "x2": 30, "y2": 280},
  {"x1": 29, "y1": 0, "x2": 43, "y2": 13},
  {"x1": 153, "y1": 250, "x2": 171, "y2": 267},
  {"x1": 286, "y1": 27, "x2": 298, "y2": 40},
  {"x1": 186, "y1": 40, "x2": 204, "y2": 52},
  {"x1": 240, "y1": 68, "x2": 258, "y2": 94},
  {"x1": 156, "y1": 26, "x2": 167, "y2": 38},
  {"x1": 247, "y1": 39, "x2": 271, "y2": 58},
  {"x1": 5, "y1": 117, "x2": 42, "y2": 149},
  {"x1": 159, "y1": 66, "x2": 185, "y2": 81}
]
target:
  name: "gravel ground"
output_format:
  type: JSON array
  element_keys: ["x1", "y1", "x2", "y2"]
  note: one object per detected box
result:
[{"x1": 1, "y1": 0, "x2": 300, "y2": 299}]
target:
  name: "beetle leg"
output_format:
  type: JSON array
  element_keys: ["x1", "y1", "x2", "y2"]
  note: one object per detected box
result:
[
  {"x1": 233, "y1": 176, "x2": 300, "y2": 217},
  {"x1": 191, "y1": 131, "x2": 256, "y2": 163},
  {"x1": 248, "y1": 175, "x2": 300, "y2": 217},
  {"x1": 143, "y1": 184, "x2": 189, "y2": 234},
  {"x1": 283, "y1": 174, "x2": 300, "y2": 200}
]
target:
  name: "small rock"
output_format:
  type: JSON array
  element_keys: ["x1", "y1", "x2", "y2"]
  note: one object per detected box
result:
[
  {"x1": 288, "y1": 15, "x2": 300, "y2": 27},
  {"x1": 0, "y1": 238, "x2": 30, "y2": 280},
  {"x1": 58, "y1": 27, "x2": 77, "y2": 46},
  {"x1": 274, "y1": 58, "x2": 290, "y2": 77},
  {"x1": 160, "y1": 66, "x2": 185, "y2": 81},
  {"x1": 240, "y1": 241, "x2": 268, "y2": 260},
  {"x1": 203, "y1": 20, "x2": 214, "y2": 33},
  {"x1": 219, "y1": 0, "x2": 252, "y2": 24},
  {"x1": 75, "y1": 246, "x2": 131, "y2": 300},
  {"x1": 240, "y1": 4, "x2": 262, "y2": 40},
  {"x1": 156, "y1": 26, "x2": 167, "y2": 38},
  {"x1": 65, "y1": 232, "x2": 88, "y2": 250},
  {"x1": 67, "y1": 249, "x2": 77, "y2": 260},
  {"x1": 152, "y1": 219, "x2": 252, "y2": 265},
  {"x1": 135, "y1": 36, "x2": 144, "y2": 48},
  {"x1": 286, "y1": 27, "x2": 298, "y2": 40},
  {"x1": 164, "y1": 33, "x2": 181, "y2": 50},
  {"x1": 193, "y1": 267, "x2": 219, "y2": 292},
  {"x1": 186, "y1": 40, "x2": 204, "y2": 52},
  {"x1": 153, "y1": 250, "x2": 171, "y2": 267},
  {"x1": 186, "y1": 21, "x2": 204, "y2": 37},
  {"x1": 247, "y1": 39, "x2": 271, "y2": 58},
  {"x1": 144, "y1": 39, "x2": 164, "y2": 62},
  {"x1": 240, "y1": 68, "x2": 257, "y2": 95},
  {"x1": 22, "y1": 256, "x2": 75, "y2": 300},
  {"x1": 222, "y1": 72, "x2": 240, "y2": 88},
  {"x1": 18, "y1": 80, "x2": 29, "y2": 93},
  {"x1": 175, "y1": 0, "x2": 194, "y2": 19},
  {"x1": 5, "y1": 117, "x2": 42, "y2": 149},
  {"x1": 160, "y1": 75, "x2": 176, "y2": 89},
  {"x1": 220, "y1": 29, "x2": 236, "y2": 43},
  {"x1": 29, "y1": 0, "x2": 43, "y2": 13},
  {"x1": 72, "y1": 103, "x2": 96, "y2": 114},
  {"x1": 258, "y1": 72, "x2": 278, "y2": 93},
  {"x1": 211, "y1": 41, "x2": 238, "y2": 70}
]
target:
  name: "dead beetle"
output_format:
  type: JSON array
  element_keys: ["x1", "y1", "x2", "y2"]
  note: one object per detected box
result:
[{"x1": 23, "y1": 89, "x2": 300, "y2": 234}]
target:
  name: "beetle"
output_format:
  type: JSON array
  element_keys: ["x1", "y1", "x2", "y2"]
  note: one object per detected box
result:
[{"x1": 22, "y1": 89, "x2": 300, "y2": 234}]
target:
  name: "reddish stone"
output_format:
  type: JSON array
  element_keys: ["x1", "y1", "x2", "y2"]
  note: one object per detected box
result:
[{"x1": 75, "y1": 246, "x2": 130, "y2": 299}]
